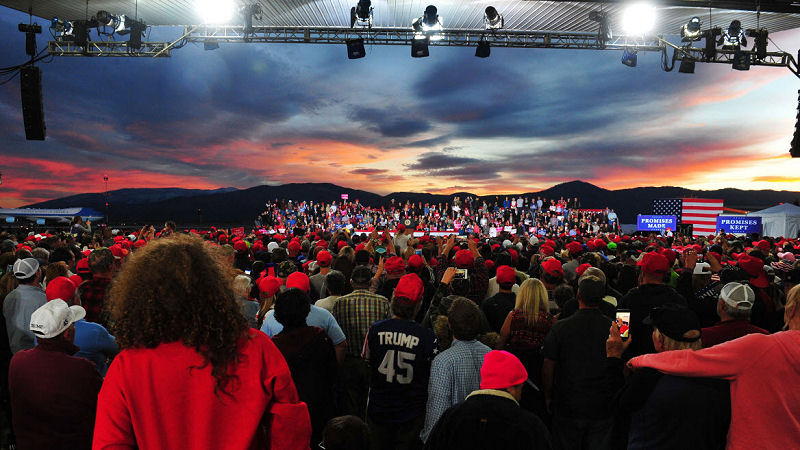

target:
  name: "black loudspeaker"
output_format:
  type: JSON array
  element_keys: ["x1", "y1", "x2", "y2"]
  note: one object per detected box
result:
[
  {"x1": 475, "y1": 40, "x2": 490, "y2": 58},
  {"x1": 20, "y1": 66, "x2": 45, "y2": 141},
  {"x1": 411, "y1": 39, "x2": 429, "y2": 58}
]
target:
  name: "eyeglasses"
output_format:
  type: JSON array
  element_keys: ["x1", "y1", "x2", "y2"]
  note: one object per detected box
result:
[{"x1": 318, "y1": 442, "x2": 326, "y2": 449}]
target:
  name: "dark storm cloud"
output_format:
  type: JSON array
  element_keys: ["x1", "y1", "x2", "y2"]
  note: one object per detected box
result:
[
  {"x1": 351, "y1": 106, "x2": 432, "y2": 137},
  {"x1": 350, "y1": 168, "x2": 389, "y2": 175}
]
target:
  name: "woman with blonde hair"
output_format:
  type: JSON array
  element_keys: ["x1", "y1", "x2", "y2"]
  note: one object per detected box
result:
[
  {"x1": 93, "y1": 234, "x2": 310, "y2": 449},
  {"x1": 497, "y1": 278, "x2": 556, "y2": 354}
]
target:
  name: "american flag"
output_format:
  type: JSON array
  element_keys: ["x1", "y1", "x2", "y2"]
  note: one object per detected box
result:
[{"x1": 653, "y1": 198, "x2": 724, "y2": 236}]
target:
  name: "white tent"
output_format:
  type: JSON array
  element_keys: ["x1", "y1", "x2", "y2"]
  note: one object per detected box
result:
[{"x1": 746, "y1": 203, "x2": 800, "y2": 238}]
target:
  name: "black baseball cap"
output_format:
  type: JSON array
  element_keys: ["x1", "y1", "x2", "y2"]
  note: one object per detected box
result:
[{"x1": 643, "y1": 304, "x2": 701, "y2": 342}]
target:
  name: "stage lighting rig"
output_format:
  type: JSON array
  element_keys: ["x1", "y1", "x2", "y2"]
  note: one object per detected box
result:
[
  {"x1": 484, "y1": 6, "x2": 503, "y2": 30},
  {"x1": 621, "y1": 3, "x2": 656, "y2": 36},
  {"x1": 241, "y1": 4, "x2": 263, "y2": 37},
  {"x1": 588, "y1": 11, "x2": 611, "y2": 47},
  {"x1": 681, "y1": 16, "x2": 702, "y2": 42},
  {"x1": 350, "y1": 0, "x2": 373, "y2": 28},
  {"x1": 703, "y1": 28, "x2": 721, "y2": 60},
  {"x1": 718, "y1": 20, "x2": 747, "y2": 49}
]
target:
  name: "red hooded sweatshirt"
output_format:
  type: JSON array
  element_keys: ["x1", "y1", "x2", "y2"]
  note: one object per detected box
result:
[{"x1": 93, "y1": 328, "x2": 310, "y2": 449}]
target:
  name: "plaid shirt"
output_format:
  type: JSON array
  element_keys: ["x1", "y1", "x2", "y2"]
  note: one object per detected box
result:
[
  {"x1": 420, "y1": 339, "x2": 491, "y2": 442},
  {"x1": 78, "y1": 276, "x2": 113, "y2": 327},
  {"x1": 434, "y1": 255, "x2": 489, "y2": 304},
  {"x1": 332, "y1": 289, "x2": 390, "y2": 356}
]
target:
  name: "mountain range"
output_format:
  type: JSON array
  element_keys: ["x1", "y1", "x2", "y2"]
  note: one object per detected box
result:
[{"x1": 20, "y1": 181, "x2": 800, "y2": 226}]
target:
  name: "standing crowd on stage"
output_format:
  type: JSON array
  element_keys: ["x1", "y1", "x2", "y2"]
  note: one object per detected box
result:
[{"x1": 0, "y1": 195, "x2": 798, "y2": 450}]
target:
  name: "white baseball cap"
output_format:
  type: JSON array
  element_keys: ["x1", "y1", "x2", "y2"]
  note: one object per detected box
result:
[
  {"x1": 29, "y1": 299, "x2": 86, "y2": 339},
  {"x1": 13, "y1": 258, "x2": 39, "y2": 279},
  {"x1": 720, "y1": 282, "x2": 755, "y2": 310},
  {"x1": 267, "y1": 242, "x2": 280, "y2": 252}
]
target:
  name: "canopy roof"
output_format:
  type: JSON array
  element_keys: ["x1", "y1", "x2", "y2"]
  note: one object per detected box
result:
[{"x1": 2, "y1": 0, "x2": 800, "y2": 34}]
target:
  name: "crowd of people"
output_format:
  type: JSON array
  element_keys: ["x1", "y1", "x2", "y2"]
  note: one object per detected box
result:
[
  {"x1": 0, "y1": 197, "x2": 798, "y2": 449},
  {"x1": 257, "y1": 196, "x2": 620, "y2": 237}
]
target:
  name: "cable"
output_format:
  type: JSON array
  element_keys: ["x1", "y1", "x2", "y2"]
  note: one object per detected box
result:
[{"x1": 0, "y1": 70, "x2": 21, "y2": 87}]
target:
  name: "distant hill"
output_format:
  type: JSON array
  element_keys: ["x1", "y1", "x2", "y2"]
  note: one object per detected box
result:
[{"x1": 23, "y1": 180, "x2": 800, "y2": 226}]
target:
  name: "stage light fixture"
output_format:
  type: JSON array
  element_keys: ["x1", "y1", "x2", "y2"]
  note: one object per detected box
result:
[
  {"x1": 678, "y1": 58, "x2": 695, "y2": 73},
  {"x1": 703, "y1": 28, "x2": 721, "y2": 60},
  {"x1": 484, "y1": 6, "x2": 503, "y2": 30},
  {"x1": 412, "y1": 5, "x2": 443, "y2": 40},
  {"x1": 719, "y1": 20, "x2": 747, "y2": 49},
  {"x1": 204, "y1": 39, "x2": 219, "y2": 50},
  {"x1": 18, "y1": 23, "x2": 41, "y2": 57},
  {"x1": 50, "y1": 17, "x2": 72, "y2": 35},
  {"x1": 198, "y1": 0, "x2": 235, "y2": 24},
  {"x1": 621, "y1": 48, "x2": 637, "y2": 67},
  {"x1": 347, "y1": 38, "x2": 366, "y2": 59},
  {"x1": 475, "y1": 39, "x2": 490, "y2": 58},
  {"x1": 681, "y1": 16, "x2": 702, "y2": 41},
  {"x1": 747, "y1": 28, "x2": 769, "y2": 59},
  {"x1": 588, "y1": 11, "x2": 612, "y2": 45},
  {"x1": 350, "y1": 0, "x2": 373, "y2": 28},
  {"x1": 411, "y1": 37, "x2": 430, "y2": 58},
  {"x1": 621, "y1": 3, "x2": 656, "y2": 36}
]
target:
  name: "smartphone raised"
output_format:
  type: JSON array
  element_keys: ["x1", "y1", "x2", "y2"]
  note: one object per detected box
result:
[
  {"x1": 615, "y1": 309, "x2": 631, "y2": 341},
  {"x1": 453, "y1": 268, "x2": 468, "y2": 279}
]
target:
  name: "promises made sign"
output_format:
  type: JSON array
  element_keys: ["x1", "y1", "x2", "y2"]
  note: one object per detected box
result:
[{"x1": 637, "y1": 215, "x2": 678, "y2": 232}]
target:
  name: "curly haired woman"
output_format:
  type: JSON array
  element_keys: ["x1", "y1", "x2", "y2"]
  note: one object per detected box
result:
[{"x1": 92, "y1": 234, "x2": 310, "y2": 450}]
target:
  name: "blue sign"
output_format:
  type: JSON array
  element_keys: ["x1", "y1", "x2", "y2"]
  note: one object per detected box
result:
[
  {"x1": 637, "y1": 215, "x2": 678, "y2": 232},
  {"x1": 716, "y1": 216, "x2": 761, "y2": 235},
  {"x1": 4, "y1": 217, "x2": 14, "y2": 223}
]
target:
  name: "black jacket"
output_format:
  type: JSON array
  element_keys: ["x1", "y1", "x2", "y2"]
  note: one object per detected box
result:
[{"x1": 424, "y1": 389, "x2": 552, "y2": 450}]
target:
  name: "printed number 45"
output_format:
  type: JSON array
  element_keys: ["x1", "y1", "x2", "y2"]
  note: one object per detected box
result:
[{"x1": 378, "y1": 350, "x2": 416, "y2": 384}]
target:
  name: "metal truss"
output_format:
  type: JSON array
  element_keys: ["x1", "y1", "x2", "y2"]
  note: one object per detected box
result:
[
  {"x1": 668, "y1": 43, "x2": 800, "y2": 77},
  {"x1": 47, "y1": 39, "x2": 172, "y2": 57},
  {"x1": 186, "y1": 25, "x2": 664, "y2": 52}
]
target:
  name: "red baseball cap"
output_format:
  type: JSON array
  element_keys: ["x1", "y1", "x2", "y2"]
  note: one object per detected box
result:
[
  {"x1": 286, "y1": 272, "x2": 310, "y2": 293},
  {"x1": 454, "y1": 249, "x2": 474, "y2": 268},
  {"x1": 316, "y1": 250, "x2": 332, "y2": 267},
  {"x1": 258, "y1": 276, "x2": 282, "y2": 298},
  {"x1": 134, "y1": 240, "x2": 147, "y2": 249},
  {"x1": 407, "y1": 254, "x2": 424, "y2": 271},
  {"x1": 638, "y1": 252, "x2": 670, "y2": 275},
  {"x1": 76, "y1": 258, "x2": 90, "y2": 274},
  {"x1": 576, "y1": 263, "x2": 592, "y2": 278},
  {"x1": 234, "y1": 240, "x2": 248, "y2": 253},
  {"x1": 385, "y1": 256, "x2": 406, "y2": 275},
  {"x1": 480, "y1": 350, "x2": 528, "y2": 390},
  {"x1": 496, "y1": 265, "x2": 516, "y2": 284},
  {"x1": 540, "y1": 245, "x2": 555, "y2": 257},
  {"x1": 337, "y1": 241, "x2": 348, "y2": 251},
  {"x1": 287, "y1": 241, "x2": 302, "y2": 253},
  {"x1": 45, "y1": 276, "x2": 76, "y2": 303},
  {"x1": 393, "y1": 273, "x2": 424, "y2": 304},
  {"x1": 737, "y1": 254, "x2": 768, "y2": 288},
  {"x1": 541, "y1": 258, "x2": 564, "y2": 277},
  {"x1": 566, "y1": 241, "x2": 583, "y2": 256}
]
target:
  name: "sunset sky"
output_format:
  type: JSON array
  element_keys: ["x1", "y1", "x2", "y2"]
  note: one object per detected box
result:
[{"x1": 1, "y1": 6, "x2": 800, "y2": 208}]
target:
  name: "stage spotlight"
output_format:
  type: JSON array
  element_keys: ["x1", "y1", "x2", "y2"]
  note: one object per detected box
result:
[
  {"x1": 588, "y1": 11, "x2": 612, "y2": 45},
  {"x1": 747, "y1": 28, "x2": 769, "y2": 59},
  {"x1": 484, "y1": 6, "x2": 503, "y2": 30},
  {"x1": 732, "y1": 50, "x2": 750, "y2": 70},
  {"x1": 412, "y1": 5, "x2": 442, "y2": 40},
  {"x1": 678, "y1": 58, "x2": 695, "y2": 73},
  {"x1": 719, "y1": 20, "x2": 746, "y2": 49},
  {"x1": 475, "y1": 39, "x2": 490, "y2": 57},
  {"x1": 204, "y1": 39, "x2": 219, "y2": 50},
  {"x1": 350, "y1": 0, "x2": 373, "y2": 28},
  {"x1": 621, "y1": 48, "x2": 637, "y2": 67},
  {"x1": 198, "y1": 0, "x2": 235, "y2": 24},
  {"x1": 50, "y1": 17, "x2": 72, "y2": 35},
  {"x1": 347, "y1": 38, "x2": 366, "y2": 59},
  {"x1": 621, "y1": 3, "x2": 656, "y2": 36},
  {"x1": 411, "y1": 37, "x2": 429, "y2": 58},
  {"x1": 681, "y1": 16, "x2": 702, "y2": 41}
]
